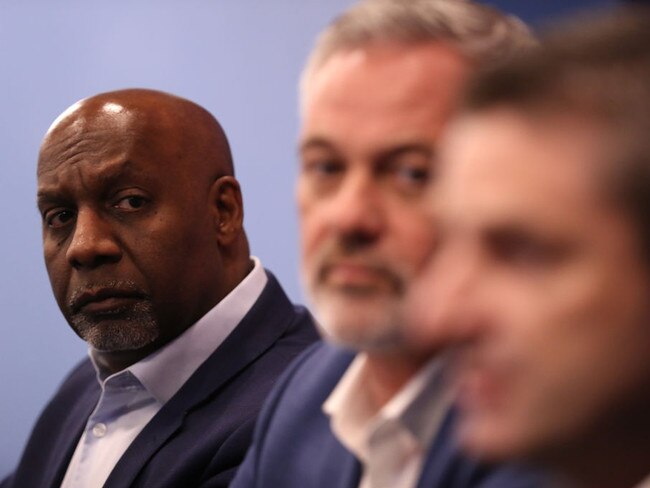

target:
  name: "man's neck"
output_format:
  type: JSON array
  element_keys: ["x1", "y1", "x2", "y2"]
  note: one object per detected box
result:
[
  {"x1": 363, "y1": 350, "x2": 430, "y2": 409},
  {"x1": 93, "y1": 349, "x2": 150, "y2": 376}
]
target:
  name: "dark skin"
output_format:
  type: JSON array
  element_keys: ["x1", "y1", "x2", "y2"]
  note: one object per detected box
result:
[{"x1": 37, "y1": 89, "x2": 252, "y2": 374}]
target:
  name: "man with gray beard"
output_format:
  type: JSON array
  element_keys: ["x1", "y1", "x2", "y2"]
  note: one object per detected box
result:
[
  {"x1": 1, "y1": 88, "x2": 317, "y2": 488},
  {"x1": 231, "y1": 1, "x2": 542, "y2": 487}
]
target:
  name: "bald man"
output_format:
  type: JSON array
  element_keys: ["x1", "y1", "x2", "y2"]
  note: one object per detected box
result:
[{"x1": 2, "y1": 89, "x2": 317, "y2": 488}]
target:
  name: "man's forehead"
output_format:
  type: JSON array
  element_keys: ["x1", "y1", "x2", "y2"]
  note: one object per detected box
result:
[
  {"x1": 37, "y1": 110, "x2": 143, "y2": 180},
  {"x1": 437, "y1": 111, "x2": 611, "y2": 234},
  {"x1": 45, "y1": 99, "x2": 133, "y2": 137},
  {"x1": 37, "y1": 158, "x2": 144, "y2": 199},
  {"x1": 443, "y1": 110, "x2": 602, "y2": 182},
  {"x1": 300, "y1": 44, "x2": 469, "y2": 154},
  {"x1": 303, "y1": 42, "x2": 469, "y2": 111}
]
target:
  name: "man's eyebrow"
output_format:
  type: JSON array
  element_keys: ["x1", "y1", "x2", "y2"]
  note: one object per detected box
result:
[
  {"x1": 380, "y1": 143, "x2": 435, "y2": 159},
  {"x1": 36, "y1": 159, "x2": 138, "y2": 206},
  {"x1": 298, "y1": 137, "x2": 336, "y2": 154},
  {"x1": 36, "y1": 192, "x2": 64, "y2": 213}
]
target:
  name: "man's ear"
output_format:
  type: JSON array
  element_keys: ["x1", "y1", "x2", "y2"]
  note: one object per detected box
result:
[{"x1": 208, "y1": 176, "x2": 244, "y2": 246}]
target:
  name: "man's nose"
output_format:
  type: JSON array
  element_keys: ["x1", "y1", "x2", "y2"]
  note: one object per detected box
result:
[
  {"x1": 419, "y1": 245, "x2": 488, "y2": 346},
  {"x1": 327, "y1": 171, "x2": 384, "y2": 244},
  {"x1": 66, "y1": 209, "x2": 122, "y2": 269}
]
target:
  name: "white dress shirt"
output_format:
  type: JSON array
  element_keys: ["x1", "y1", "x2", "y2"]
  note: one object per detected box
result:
[
  {"x1": 60, "y1": 257, "x2": 267, "y2": 488},
  {"x1": 323, "y1": 354, "x2": 453, "y2": 488}
]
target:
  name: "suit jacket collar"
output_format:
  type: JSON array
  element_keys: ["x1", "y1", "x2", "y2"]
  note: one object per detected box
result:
[
  {"x1": 121, "y1": 256, "x2": 268, "y2": 404},
  {"x1": 101, "y1": 271, "x2": 297, "y2": 487}
]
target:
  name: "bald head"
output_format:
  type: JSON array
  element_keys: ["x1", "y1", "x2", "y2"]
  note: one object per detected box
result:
[
  {"x1": 39, "y1": 88, "x2": 234, "y2": 179},
  {"x1": 37, "y1": 88, "x2": 250, "y2": 372}
]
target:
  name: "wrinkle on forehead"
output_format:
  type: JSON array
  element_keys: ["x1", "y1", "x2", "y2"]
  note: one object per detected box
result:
[
  {"x1": 38, "y1": 130, "x2": 135, "y2": 178},
  {"x1": 38, "y1": 89, "x2": 234, "y2": 183},
  {"x1": 38, "y1": 108, "x2": 137, "y2": 177}
]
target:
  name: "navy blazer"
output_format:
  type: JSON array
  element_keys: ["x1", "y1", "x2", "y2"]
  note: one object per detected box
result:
[
  {"x1": 2, "y1": 272, "x2": 318, "y2": 488},
  {"x1": 231, "y1": 342, "x2": 544, "y2": 488}
]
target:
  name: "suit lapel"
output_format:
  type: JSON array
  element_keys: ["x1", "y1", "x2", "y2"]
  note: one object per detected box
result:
[
  {"x1": 337, "y1": 452, "x2": 362, "y2": 488},
  {"x1": 104, "y1": 272, "x2": 298, "y2": 487},
  {"x1": 318, "y1": 347, "x2": 361, "y2": 488},
  {"x1": 416, "y1": 407, "x2": 471, "y2": 488},
  {"x1": 315, "y1": 428, "x2": 361, "y2": 488}
]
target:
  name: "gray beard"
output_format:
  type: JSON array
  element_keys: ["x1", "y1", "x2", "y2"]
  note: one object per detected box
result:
[{"x1": 70, "y1": 300, "x2": 159, "y2": 352}]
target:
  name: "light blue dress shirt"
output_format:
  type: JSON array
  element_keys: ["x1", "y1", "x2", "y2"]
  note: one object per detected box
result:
[{"x1": 60, "y1": 257, "x2": 267, "y2": 488}]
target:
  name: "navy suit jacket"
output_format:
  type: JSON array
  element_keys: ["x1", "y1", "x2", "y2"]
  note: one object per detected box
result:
[
  {"x1": 231, "y1": 342, "x2": 544, "y2": 488},
  {"x1": 2, "y1": 272, "x2": 318, "y2": 488}
]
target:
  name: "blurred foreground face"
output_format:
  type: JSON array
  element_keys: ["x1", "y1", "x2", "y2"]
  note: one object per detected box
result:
[
  {"x1": 297, "y1": 42, "x2": 468, "y2": 351},
  {"x1": 427, "y1": 109, "x2": 650, "y2": 462}
]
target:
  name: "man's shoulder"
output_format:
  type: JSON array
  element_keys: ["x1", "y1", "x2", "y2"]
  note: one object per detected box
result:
[
  {"x1": 251, "y1": 269, "x2": 316, "y2": 336},
  {"x1": 272, "y1": 341, "x2": 356, "y2": 401},
  {"x1": 229, "y1": 342, "x2": 362, "y2": 487},
  {"x1": 225, "y1": 269, "x2": 319, "y2": 372},
  {"x1": 245, "y1": 341, "x2": 356, "y2": 448}
]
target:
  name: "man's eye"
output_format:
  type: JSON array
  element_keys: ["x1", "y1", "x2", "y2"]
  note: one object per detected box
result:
[
  {"x1": 488, "y1": 231, "x2": 564, "y2": 268},
  {"x1": 45, "y1": 210, "x2": 76, "y2": 229},
  {"x1": 395, "y1": 164, "x2": 430, "y2": 185},
  {"x1": 389, "y1": 160, "x2": 431, "y2": 194},
  {"x1": 114, "y1": 195, "x2": 148, "y2": 211},
  {"x1": 303, "y1": 159, "x2": 343, "y2": 177}
]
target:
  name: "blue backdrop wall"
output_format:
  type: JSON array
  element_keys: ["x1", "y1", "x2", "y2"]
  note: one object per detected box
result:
[{"x1": 0, "y1": 0, "x2": 617, "y2": 475}]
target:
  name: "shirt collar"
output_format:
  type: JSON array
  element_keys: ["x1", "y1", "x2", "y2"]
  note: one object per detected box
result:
[
  {"x1": 90, "y1": 256, "x2": 268, "y2": 404},
  {"x1": 383, "y1": 356, "x2": 451, "y2": 447},
  {"x1": 323, "y1": 353, "x2": 451, "y2": 461}
]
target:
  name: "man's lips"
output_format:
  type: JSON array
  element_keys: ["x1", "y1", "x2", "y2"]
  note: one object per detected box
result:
[
  {"x1": 71, "y1": 288, "x2": 148, "y2": 314},
  {"x1": 319, "y1": 261, "x2": 404, "y2": 293},
  {"x1": 324, "y1": 263, "x2": 386, "y2": 286}
]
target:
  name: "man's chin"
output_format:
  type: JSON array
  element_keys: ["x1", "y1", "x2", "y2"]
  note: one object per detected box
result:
[
  {"x1": 311, "y1": 293, "x2": 406, "y2": 352},
  {"x1": 85, "y1": 331, "x2": 160, "y2": 353},
  {"x1": 72, "y1": 317, "x2": 160, "y2": 353}
]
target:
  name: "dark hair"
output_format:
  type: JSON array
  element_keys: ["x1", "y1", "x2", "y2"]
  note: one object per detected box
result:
[{"x1": 463, "y1": 7, "x2": 650, "y2": 258}]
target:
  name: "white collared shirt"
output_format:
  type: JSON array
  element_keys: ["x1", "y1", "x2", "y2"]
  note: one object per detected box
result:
[
  {"x1": 60, "y1": 257, "x2": 267, "y2": 488},
  {"x1": 323, "y1": 354, "x2": 453, "y2": 488}
]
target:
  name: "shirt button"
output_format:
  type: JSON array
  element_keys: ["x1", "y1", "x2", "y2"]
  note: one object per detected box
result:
[{"x1": 92, "y1": 423, "x2": 107, "y2": 438}]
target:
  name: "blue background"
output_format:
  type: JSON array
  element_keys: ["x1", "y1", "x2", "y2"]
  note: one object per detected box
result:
[{"x1": 0, "y1": 0, "x2": 619, "y2": 476}]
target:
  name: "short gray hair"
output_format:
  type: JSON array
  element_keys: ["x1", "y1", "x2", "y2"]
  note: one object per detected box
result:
[{"x1": 301, "y1": 0, "x2": 533, "y2": 96}]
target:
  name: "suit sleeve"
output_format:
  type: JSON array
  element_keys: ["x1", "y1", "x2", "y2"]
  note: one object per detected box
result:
[{"x1": 0, "y1": 473, "x2": 13, "y2": 488}]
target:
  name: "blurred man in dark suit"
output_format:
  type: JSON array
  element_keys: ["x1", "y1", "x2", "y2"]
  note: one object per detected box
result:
[{"x1": 406, "y1": 8, "x2": 650, "y2": 488}]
